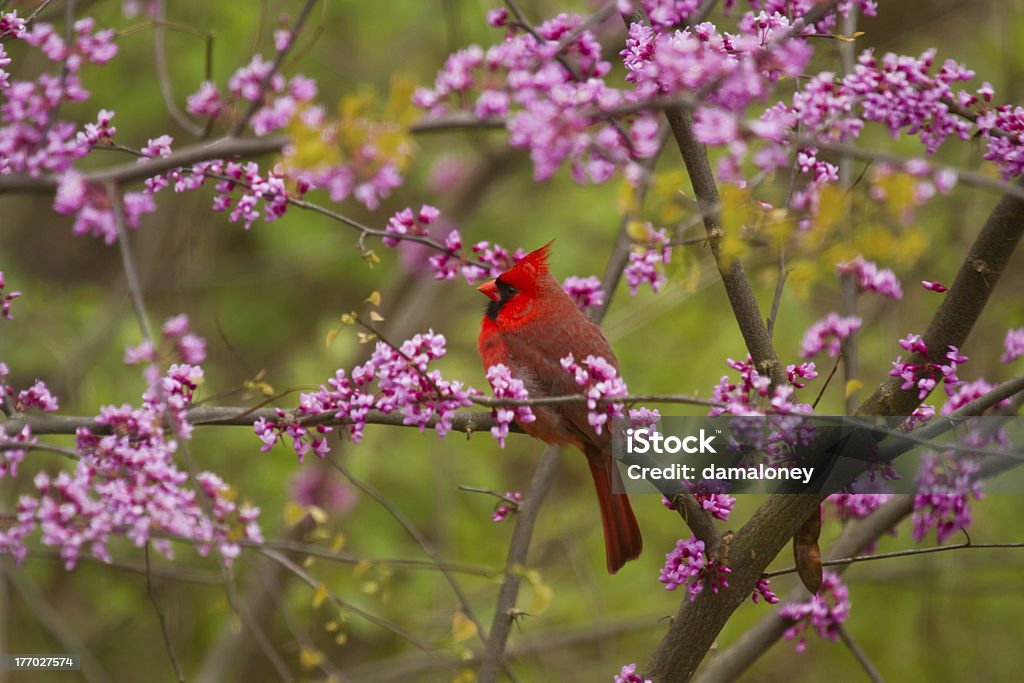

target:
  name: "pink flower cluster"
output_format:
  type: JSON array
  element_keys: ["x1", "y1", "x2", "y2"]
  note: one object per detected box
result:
[
  {"x1": 662, "y1": 491, "x2": 736, "y2": 521},
  {"x1": 780, "y1": 571, "x2": 851, "y2": 652},
  {"x1": 912, "y1": 451, "x2": 982, "y2": 544},
  {"x1": 185, "y1": 50, "x2": 402, "y2": 211},
  {"x1": 836, "y1": 256, "x2": 902, "y2": 300},
  {"x1": 15, "y1": 379, "x2": 59, "y2": 413},
  {"x1": 0, "y1": 322, "x2": 261, "y2": 569},
  {"x1": 800, "y1": 313, "x2": 861, "y2": 359},
  {"x1": 143, "y1": 159, "x2": 290, "y2": 231},
  {"x1": 0, "y1": 270, "x2": 20, "y2": 319},
  {"x1": 560, "y1": 353, "x2": 628, "y2": 435},
  {"x1": 562, "y1": 275, "x2": 605, "y2": 311},
  {"x1": 384, "y1": 205, "x2": 440, "y2": 248},
  {"x1": 186, "y1": 55, "x2": 318, "y2": 136},
  {"x1": 490, "y1": 491, "x2": 522, "y2": 522},
  {"x1": 426, "y1": 229, "x2": 525, "y2": 284},
  {"x1": 710, "y1": 356, "x2": 814, "y2": 416},
  {"x1": 415, "y1": 13, "x2": 658, "y2": 183},
  {"x1": 53, "y1": 165, "x2": 157, "y2": 244},
  {"x1": 751, "y1": 577, "x2": 780, "y2": 604},
  {"x1": 0, "y1": 361, "x2": 60, "y2": 416},
  {"x1": 484, "y1": 364, "x2": 536, "y2": 448},
  {"x1": 622, "y1": 14, "x2": 809, "y2": 107},
  {"x1": 828, "y1": 493, "x2": 893, "y2": 520},
  {"x1": 629, "y1": 0, "x2": 704, "y2": 31},
  {"x1": 889, "y1": 335, "x2": 966, "y2": 400},
  {"x1": 257, "y1": 331, "x2": 475, "y2": 459},
  {"x1": 614, "y1": 663, "x2": 652, "y2": 683},
  {"x1": 624, "y1": 224, "x2": 671, "y2": 295},
  {"x1": 0, "y1": 422, "x2": 33, "y2": 479},
  {"x1": 658, "y1": 535, "x2": 730, "y2": 600},
  {"x1": 907, "y1": 379, "x2": 1014, "y2": 543},
  {"x1": 1002, "y1": 327, "x2": 1024, "y2": 364},
  {"x1": 1, "y1": 13, "x2": 118, "y2": 177}
]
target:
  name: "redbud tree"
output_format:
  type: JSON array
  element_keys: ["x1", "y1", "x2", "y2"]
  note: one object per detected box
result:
[{"x1": 1, "y1": 1, "x2": 1023, "y2": 681}]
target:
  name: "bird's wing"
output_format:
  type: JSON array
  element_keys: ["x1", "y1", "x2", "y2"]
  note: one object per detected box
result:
[{"x1": 503, "y1": 314, "x2": 618, "y2": 450}]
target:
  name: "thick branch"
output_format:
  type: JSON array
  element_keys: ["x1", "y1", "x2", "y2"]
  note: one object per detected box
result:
[
  {"x1": 645, "y1": 176, "x2": 1024, "y2": 683},
  {"x1": 645, "y1": 493, "x2": 826, "y2": 682},
  {"x1": 857, "y1": 186, "x2": 1024, "y2": 417},
  {"x1": 0, "y1": 136, "x2": 287, "y2": 194}
]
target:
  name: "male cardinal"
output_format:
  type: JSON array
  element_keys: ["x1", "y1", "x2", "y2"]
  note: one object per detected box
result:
[{"x1": 476, "y1": 241, "x2": 642, "y2": 573}]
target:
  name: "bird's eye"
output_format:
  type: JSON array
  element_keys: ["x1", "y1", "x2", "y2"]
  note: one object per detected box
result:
[{"x1": 497, "y1": 280, "x2": 518, "y2": 298}]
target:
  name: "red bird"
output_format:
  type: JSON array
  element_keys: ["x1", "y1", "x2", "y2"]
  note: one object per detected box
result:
[{"x1": 476, "y1": 242, "x2": 642, "y2": 573}]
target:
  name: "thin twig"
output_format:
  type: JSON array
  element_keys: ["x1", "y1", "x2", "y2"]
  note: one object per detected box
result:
[
  {"x1": 107, "y1": 181, "x2": 155, "y2": 343},
  {"x1": 838, "y1": 5, "x2": 860, "y2": 414},
  {"x1": 762, "y1": 540, "x2": 1024, "y2": 579},
  {"x1": 326, "y1": 457, "x2": 501, "y2": 676},
  {"x1": 229, "y1": 0, "x2": 318, "y2": 136},
  {"x1": 219, "y1": 566, "x2": 294, "y2": 682},
  {"x1": 146, "y1": 543, "x2": 185, "y2": 682},
  {"x1": 837, "y1": 623, "x2": 885, "y2": 683},
  {"x1": 259, "y1": 549, "x2": 451, "y2": 662},
  {"x1": 811, "y1": 352, "x2": 843, "y2": 410},
  {"x1": 153, "y1": 0, "x2": 204, "y2": 137}
]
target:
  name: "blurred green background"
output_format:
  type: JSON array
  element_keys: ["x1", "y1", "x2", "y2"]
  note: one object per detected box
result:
[{"x1": 1, "y1": 0, "x2": 1023, "y2": 681}]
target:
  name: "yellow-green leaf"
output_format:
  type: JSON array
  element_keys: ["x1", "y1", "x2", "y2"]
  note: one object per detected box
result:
[
  {"x1": 299, "y1": 647, "x2": 325, "y2": 671},
  {"x1": 626, "y1": 219, "x2": 649, "y2": 242},
  {"x1": 365, "y1": 290, "x2": 381, "y2": 306},
  {"x1": 845, "y1": 379, "x2": 864, "y2": 398},
  {"x1": 451, "y1": 611, "x2": 478, "y2": 644},
  {"x1": 312, "y1": 583, "x2": 329, "y2": 609},
  {"x1": 308, "y1": 505, "x2": 328, "y2": 525},
  {"x1": 283, "y1": 501, "x2": 308, "y2": 527},
  {"x1": 369, "y1": 311, "x2": 385, "y2": 322},
  {"x1": 331, "y1": 533, "x2": 346, "y2": 553}
]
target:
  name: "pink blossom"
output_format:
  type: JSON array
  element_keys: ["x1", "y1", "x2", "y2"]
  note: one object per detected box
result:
[
  {"x1": 836, "y1": 256, "x2": 902, "y2": 299},
  {"x1": 781, "y1": 571, "x2": 850, "y2": 652},
  {"x1": 800, "y1": 313, "x2": 861, "y2": 359},
  {"x1": 0, "y1": 271, "x2": 20, "y2": 320},
  {"x1": 614, "y1": 663, "x2": 652, "y2": 683},
  {"x1": 562, "y1": 275, "x2": 605, "y2": 311},
  {"x1": 921, "y1": 280, "x2": 948, "y2": 293},
  {"x1": 485, "y1": 364, "x2": 535, "y2": 448},
  {"x1": 659, "y1": 535, "x2": 730, "y2": 600},
  {"x1": 624, "y1": 224, "x2": 671, "y2": 295},
  {"x1": 1002, "y1": 327, "x2": 1024, "y2": 363},
  {"x1": 490, "y1": 491, "x2": 522, "y2": 522},
  {"x1": 186, "y1": 81, "x2": 224, "y2": 118},
  {"x1": 560, "y1": 353, "x2": 628, "y2": 435},
  {"x1": 16, "y1": 380, "x2": 59, "y2": 412}
]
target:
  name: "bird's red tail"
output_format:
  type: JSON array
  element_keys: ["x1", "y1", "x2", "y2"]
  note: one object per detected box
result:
[{"x1": 586, "y1": 447, "x2": 642, "y2": 574}]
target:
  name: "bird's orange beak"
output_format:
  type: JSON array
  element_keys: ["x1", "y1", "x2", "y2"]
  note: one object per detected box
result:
[{"x1": 476, "y1": 279, "x2": 499, "y2": 302}]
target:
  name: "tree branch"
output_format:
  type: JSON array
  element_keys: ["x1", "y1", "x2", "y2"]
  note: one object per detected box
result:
[
  {"x1": 857, "y1": 185, "x2": 1024, "y2": 417},
  {"x1": 477, "y1": 444, "x2": 562, "y2": 683}
]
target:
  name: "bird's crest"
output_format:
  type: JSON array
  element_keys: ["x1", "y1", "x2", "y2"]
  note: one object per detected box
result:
[{"x1": 513, "y1": 239, "x2": 554, "y2": 276}]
